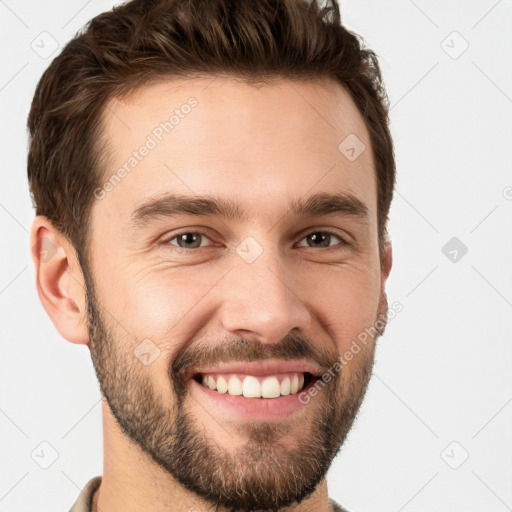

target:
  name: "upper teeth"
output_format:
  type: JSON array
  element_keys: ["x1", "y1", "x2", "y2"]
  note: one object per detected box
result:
[{"x1": 200, "y1": 373, "x2": 306, "y2": 398}]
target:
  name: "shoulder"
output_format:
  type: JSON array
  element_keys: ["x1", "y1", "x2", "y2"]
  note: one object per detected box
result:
[
  {"x1": 328, "y1": 497, "x2": 351, "y2": 512},
  {"x1": 69, "y1": 476, "x2": 102, "y2": 512}
]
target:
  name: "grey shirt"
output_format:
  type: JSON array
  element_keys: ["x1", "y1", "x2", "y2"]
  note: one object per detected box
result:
[{"x1": 69, "y1": 476, "x2": 349, "y2": 512}]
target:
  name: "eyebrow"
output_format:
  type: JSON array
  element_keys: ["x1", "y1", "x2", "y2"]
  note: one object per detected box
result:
[{"x1": 130, "y1": 191, "x2": 370, "y2": 228}]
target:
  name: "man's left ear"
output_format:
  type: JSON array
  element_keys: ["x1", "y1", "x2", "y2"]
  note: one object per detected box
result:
[
  {"x1": 30, "y1": 216, "x2": 89, "y2": 346},
  {"x1": 381, "y1": 240, "x2": 393, "y2": 285}
]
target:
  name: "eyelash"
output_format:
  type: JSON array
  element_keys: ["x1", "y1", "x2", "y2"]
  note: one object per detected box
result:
[{"x1": 162, "y1": 229, "x2": 349, "y2": 252}]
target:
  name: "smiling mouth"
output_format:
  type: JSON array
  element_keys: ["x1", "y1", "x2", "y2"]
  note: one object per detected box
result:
[{"x1": 192, "y1": 372, "x2": 317, "y2": 399}]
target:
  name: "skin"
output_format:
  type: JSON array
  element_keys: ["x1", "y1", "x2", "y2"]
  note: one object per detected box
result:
[{"x1": 31, "y1": 76, "x2": 392, "y2": 512}]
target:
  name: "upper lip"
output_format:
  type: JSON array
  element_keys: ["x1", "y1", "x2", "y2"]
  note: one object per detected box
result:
[{"x1": 190, "y1": 359, "x2": 323, "y2": 378}]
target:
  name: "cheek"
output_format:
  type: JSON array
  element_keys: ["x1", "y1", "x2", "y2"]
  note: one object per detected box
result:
[
  {"x1": 99, "y1": 263, "x2": 224, "y2": 348},
  {"x1": 93, "y1": 244, "x2": 382, "y2": 356},
  {"x1": 304, "y1": 263, "x2": 382, "y2": 350}
]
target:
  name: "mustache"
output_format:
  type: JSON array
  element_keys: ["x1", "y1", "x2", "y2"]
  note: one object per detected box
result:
[{"x1": 171, "y1": 332, "x2": 339, "y2": 390}]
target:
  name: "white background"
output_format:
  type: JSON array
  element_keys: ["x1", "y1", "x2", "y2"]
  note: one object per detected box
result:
[{"x1": 1, "y1": 1, "x2": 511, "y2": 511}]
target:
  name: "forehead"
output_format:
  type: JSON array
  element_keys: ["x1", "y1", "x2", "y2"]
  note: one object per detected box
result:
[{"x1": 95, "y1": 75, "x2": 376, "y2": 229}]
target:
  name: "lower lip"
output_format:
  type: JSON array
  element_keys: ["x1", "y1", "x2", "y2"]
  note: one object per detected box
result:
[{"x1": 189, "y1": 377, "x2": 317, "y2": 421}]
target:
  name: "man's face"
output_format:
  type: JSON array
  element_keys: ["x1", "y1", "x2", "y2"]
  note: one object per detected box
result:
[{"x1": 84, "y1": 76, "x2": 390, "y2": 511}]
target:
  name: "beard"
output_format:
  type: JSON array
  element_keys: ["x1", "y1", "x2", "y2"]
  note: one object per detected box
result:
[{"x1": 83, "y1": 265, "x2": 388, "y2": 512}]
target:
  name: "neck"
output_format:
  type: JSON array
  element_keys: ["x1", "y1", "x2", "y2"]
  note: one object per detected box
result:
[{"x1": 93, "y1": 403, "x2": 333, "y2": 512}]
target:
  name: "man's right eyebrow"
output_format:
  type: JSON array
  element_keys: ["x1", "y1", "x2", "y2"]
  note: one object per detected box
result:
[{"x1": 130, "y1": 194, "x2": 247, "y2": 228}]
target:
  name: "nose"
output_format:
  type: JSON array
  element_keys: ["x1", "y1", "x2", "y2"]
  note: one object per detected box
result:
[{"x1": 218, "y1": 249, "x2": 313, "y2": 345}]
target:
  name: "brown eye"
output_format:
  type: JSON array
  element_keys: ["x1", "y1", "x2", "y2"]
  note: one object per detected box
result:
[
  {"x1": 167, "y1": 232, "x2": 210, "y2": 249},
  {"x1": 297, "y1": 230, "x2": 347, "y2": 249}
]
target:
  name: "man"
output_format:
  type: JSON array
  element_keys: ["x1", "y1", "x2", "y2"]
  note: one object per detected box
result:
[{"x1": 28, "y1": 0, "x2": 395, "y2": 510}]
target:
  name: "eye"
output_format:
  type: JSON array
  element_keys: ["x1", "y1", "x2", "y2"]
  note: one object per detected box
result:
[
  {"x1": 162, "y1": 229, "x2": 349, "y2": 252},
  {"x1": 165, "y1": 231, "x2": 213, "y2": 250},
  {"x1": 296, "y1": 230, "x2": 348, "y2": 250}
]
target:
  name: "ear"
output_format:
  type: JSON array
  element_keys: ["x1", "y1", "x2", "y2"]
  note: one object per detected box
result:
[
  {"x1": 376, "y1": 240, "x2": 393, "y2": 338},
  {"x1": 30, "y1": 216, "x2": 89, "y2": 345},
  {"x1": 381, "y1": 239, "x2": 393, "y2": 287}
]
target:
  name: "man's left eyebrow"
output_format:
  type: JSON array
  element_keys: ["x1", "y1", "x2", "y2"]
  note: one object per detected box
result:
[
  {"x1": 130, "y1": 191, "x2": 370, "y2": 228},
  {"x1": 289, "y1": 191, "x2": 370, "y2": 226}
]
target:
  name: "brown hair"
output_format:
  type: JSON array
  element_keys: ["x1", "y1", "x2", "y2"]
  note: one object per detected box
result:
[{"x1": 27, "y1": 0, "x2": 395, "y2": 267}]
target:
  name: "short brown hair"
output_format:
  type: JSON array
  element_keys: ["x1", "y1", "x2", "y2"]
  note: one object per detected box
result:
[{"x1": 27, "y1": 0, "x2": 395, "y2": 266}]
